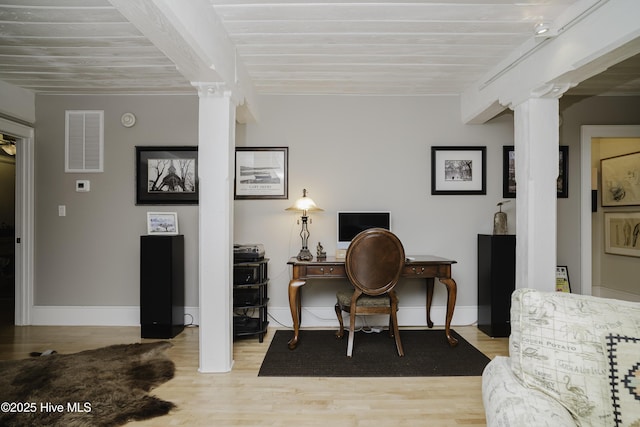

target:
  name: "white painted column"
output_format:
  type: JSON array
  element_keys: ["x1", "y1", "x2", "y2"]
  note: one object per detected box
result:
[
  {"x1": 196, "y1": 85, "x2": 236, "y2": 373},
  {"x1": 514, "y1": 98, "x2": 559, "y2": 292}
]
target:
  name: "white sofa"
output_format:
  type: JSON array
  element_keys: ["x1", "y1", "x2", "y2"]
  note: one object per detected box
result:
[{"x1": 482, "y1": 288, "x2": 640, "y2": 426}]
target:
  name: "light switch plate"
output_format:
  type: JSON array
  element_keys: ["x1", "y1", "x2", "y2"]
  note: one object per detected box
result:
[{"x1": 58, "y1": 205, "x2": 66, "y2": 217}]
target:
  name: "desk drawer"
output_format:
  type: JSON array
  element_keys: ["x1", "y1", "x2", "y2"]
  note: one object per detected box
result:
[
  {"x1": 305, "y1": 265, "x2": 345, "y2": 277},
  {"x1": 403, "y1": 264, "x2": 447, "y2": 277}
]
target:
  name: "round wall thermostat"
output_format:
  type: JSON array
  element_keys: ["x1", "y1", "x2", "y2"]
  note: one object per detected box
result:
[{"x1": 121, "y1": 112, "x2": 136, "y2": 128}]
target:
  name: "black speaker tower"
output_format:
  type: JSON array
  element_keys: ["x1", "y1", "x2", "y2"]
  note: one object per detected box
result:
[{"x1": 140, "y1": 235, "x2": 185, "y2": 338}]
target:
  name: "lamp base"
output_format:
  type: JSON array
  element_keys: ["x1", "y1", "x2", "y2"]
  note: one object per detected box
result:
[{"x1": 296, "y1": 248, "x2": 313, "y2": 261}]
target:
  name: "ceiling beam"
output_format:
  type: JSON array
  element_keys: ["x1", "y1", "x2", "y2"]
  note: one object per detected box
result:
[
  {"x1": 461, "y1": 0, "x2": 640, "y2": 124},
  {"x1": 108, "y1": 0, "x2": 258, "y2": 122}
]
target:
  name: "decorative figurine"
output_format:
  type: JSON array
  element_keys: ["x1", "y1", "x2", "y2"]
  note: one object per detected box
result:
[
  {"x1": 493, "y1": 201, "x2": 511, "y2": 235},
  {"x1": 316, "y1": 242, "x2": 327, "y2": 260}
]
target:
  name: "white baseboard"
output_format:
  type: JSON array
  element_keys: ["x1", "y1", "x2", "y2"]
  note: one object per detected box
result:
[
  {"x1": 592, "y1": 286, "x2": 640, "y2": 302},
  {"x1": 29, "y1": 305, "x2": 476, "y2": 328},
  {"x1": 30, "y1": 305, "x2": 200, "y2": 326},
  {"x1": 267, "y1": 305, "x2": 478, "y2": 328}
]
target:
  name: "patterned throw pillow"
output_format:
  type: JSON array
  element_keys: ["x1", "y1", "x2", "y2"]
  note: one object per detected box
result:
[
  {"x1": 604, "y1": 334, "x2": 640, "y2": 427},
  {"x1": 509, "y1": 289, "x2": 640, "y2": 427}
]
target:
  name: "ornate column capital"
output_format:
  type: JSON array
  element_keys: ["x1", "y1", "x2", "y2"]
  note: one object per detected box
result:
[{"x1": 530, "y1": 82, "x2": 574, "y2": 99}]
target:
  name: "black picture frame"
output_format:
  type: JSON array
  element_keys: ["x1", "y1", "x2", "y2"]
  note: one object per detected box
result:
[
  {"x1": 502, "y1": 145, "x2": 568, "y2": 198},
  {"x1": 234, "y1": 147, "x2": 288, "y2": 200},
  {"x1": 431, "y1": 146, "x2": 486, "y2": 195},
  {"x1": 136, "y1": 146, "x2": 198, "y2": 205},
  {"x1": 503, "y1": 146, "x2": 516, "y2": 198}
]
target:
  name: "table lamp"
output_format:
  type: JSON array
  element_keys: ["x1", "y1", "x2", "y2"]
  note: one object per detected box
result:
[{"x1": 286, "y1": 189, "x2": 323, "y2": 260}]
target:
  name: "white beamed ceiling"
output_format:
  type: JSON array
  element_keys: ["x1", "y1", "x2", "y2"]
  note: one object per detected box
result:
[
  {"x1": 211, "y1": 0, "x2": 571, "y2": 95},
  {"x1": 0, "y1": 0, "x2": 638, "y2": 98}
]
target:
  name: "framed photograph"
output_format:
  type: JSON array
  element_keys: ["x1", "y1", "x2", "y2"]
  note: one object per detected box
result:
[
  {"x1": 503, "y1": 146, "x2": 516, "y2": 198},
  {"x1": 502, "y1": 145, "x2": 569, "y2": 198},
  {"x1": 147, "y1": 212, "x2": 179, "y2": 235},
  {"x1": 235, "y1": 147, "x2": 288, "y2": 200},
  {"x1": 555, "y1": 266, "x2": 571, "y2": 292},
  {"x1": 601, "y1": 151, "x2": 640, "y2": 206},
  {"x1": 136, "y1": 146, "x2": 198, "y2": 205},
  {"x1": 431, "y1": 146, "x2": 486, "y2": 195},
  {"x1": 604, "y1": 212, "x2": 640, "y2": 257}
]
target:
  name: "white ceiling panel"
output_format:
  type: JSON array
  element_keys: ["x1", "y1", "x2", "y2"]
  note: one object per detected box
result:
[{"x1": 0, "y1": 0, "x2": 637, "y2": 97}]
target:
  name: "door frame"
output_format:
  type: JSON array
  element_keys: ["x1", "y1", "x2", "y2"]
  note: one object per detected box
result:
[
  {"x1": 0, "y1": 117, "x2": 34, "y2": 325},
  {"x1": 580, "y1": 125, "x2": 640, "y2": 297}
]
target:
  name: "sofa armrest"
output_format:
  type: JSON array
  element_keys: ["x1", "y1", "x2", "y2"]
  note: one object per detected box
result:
[{"x1": 483, "y1": 356, "x2": 577, "y2": 427}]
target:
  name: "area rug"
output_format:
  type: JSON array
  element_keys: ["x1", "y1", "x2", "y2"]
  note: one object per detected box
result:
[
  {"x1": 0, "y1": 341, "x2": 175, "y2": 427},
  {"x1": 259, "y1": 329, "x2": 491, "y2": 377}
]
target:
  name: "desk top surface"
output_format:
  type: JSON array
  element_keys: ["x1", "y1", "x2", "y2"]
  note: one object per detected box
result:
[{"x1": 288, "y1": 255, "x2": 456, "y2": 266}]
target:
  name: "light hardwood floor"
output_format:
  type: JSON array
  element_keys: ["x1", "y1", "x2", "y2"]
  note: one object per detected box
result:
[{"x1": 0, "y1": 324, "x2": 508, "y2": 426}]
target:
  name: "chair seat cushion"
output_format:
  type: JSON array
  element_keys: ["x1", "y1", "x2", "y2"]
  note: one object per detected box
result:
[{"x1": 336, "y1": 290, "x2": 392, "y2": 307}]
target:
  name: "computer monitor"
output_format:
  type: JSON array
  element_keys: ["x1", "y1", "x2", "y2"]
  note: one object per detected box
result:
[{"x1": 337, "y1": 211, "x2": 391, "y2": 250}]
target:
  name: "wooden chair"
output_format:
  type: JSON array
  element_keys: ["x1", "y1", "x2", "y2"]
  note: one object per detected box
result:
[{"x1": 334, "y1": 228, "x2": 406, "y2": 357}]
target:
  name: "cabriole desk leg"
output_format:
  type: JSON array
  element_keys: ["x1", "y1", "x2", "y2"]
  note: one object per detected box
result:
[
  {"x1": 425, "y1": 278, "x2": 435, "y2": 328},
  {"x1": 439, "y1": 277, "x2": 459, "y2": 347},
  {"x1": 287, "y1": 279, "x2": 306, "y2": 350}
]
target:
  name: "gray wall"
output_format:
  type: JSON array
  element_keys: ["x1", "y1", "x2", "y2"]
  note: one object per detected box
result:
[
  {"x1": 34, "y1": 95, "x2": 199, "y2": 307},
  {"x1": 29, "y1": 92, "x2": 640, "y2": 324},
  {"x1": 235, "y1": 94, "x2": 516, "y2": 322}
]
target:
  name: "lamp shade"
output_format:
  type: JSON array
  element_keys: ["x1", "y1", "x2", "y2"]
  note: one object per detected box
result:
[
  {"x1": 286, "y1": 189, "x2": 323, "y2": 213},
  {"x1": 1, "y1": 144, "x2": 16, "y2": 156}
]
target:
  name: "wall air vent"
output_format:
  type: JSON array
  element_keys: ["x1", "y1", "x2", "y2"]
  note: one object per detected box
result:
[{"x1": 65, "y1": 110, "x2": 104, "y2": 172}]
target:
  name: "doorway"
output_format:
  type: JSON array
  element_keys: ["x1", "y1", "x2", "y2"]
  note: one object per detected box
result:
[
  {"x1": 580, "y1": 125, "x2": 640, "y2": 300},
  {"x1": 0, "y1": 117, "x2": 34, "y2": 326},
  {"x1": 0, "y1": 147, "x2": 15, "y2": 325}
]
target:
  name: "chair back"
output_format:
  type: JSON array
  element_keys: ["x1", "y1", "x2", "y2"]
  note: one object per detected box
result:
[{"x1": 345, "y1": 228, "x2": 405, "y2": 296}]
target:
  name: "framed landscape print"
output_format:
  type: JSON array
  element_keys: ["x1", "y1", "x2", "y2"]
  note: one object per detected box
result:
[
  {"x1": 147, "y1": 212, "x2": 179, "y2": 235},
  {"x1": 431, "y1": 146, "x2": 486, "y2": 195},
  {"x1": 601, "y1": 151, "x2": 640, "y2": 206},
  {"x1": 502, "y1": 145, "x2": 568, "y2": 198},
  {"x1": 136, "y1": 146, "x2": 198, "y2": 205},
  {"x1": 235, "y1": 147, "x2": 288, "y2": 200},
  {"x1": 604, "y1": 212, "x2": 640, "y2": 257}
]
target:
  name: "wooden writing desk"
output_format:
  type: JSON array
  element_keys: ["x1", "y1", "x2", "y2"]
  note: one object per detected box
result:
[{"x1": 287, "y1": 255, "x2": 458, "y2": 350}]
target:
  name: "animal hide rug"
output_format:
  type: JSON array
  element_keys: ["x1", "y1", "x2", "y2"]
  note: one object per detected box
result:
[{"x1": 0, "y1": 341, "x2": 176, "y2": 427}]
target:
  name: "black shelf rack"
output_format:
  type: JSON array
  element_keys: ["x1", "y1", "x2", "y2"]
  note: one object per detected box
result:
[{"x1": 232, "y1": 258, "x2": 269, "y2": 342}]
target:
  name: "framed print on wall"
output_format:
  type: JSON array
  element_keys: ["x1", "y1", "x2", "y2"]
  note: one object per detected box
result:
[
  {"x1": 601, "y1": 151, "x2": 640, "y2": 206},
  {"x1": 136, "y1": 146, "x2": 198, "y2": 205},
  {"x1": 502, "y1": 145, "x2": 569, "y2": 198},
  {"x1": 604, "y1": 212, "x2": 640, "y2": 257},
  {"x1": 431, "y1": 146, "x2": 486, "y2": 195},
  {"x1": 235, "y1": 147, "x2": 288, "y2": 200},
  {"x1": 503, "y1": 146, "x2": 517, "y2": 198}
]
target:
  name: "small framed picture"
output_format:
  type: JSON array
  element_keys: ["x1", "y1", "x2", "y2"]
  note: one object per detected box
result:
[
  {"x1": 235, "y1": 147, "x2": 288, "y2": 199},
  {"x1": 136, "y1": 146, "x2": 198, "y2": 205},
  {"x1": 556, "y1": 266, "x2": 571, "y2": 292},
  {"x1": 601, "y1": 151, "x2": 640, "y2": 206},
  {"x1": 431, "y1": 146, "x2": 486, "y2": 195},
  {"x1": 503, "y1": 145, "x2": 568, "y2": 198},
  {"x1": 604, "y1": 212, "x2": 640, "y2": 257},
  {"x1": 147, "y1": 212, "x2": 179, "y2": 235}
]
